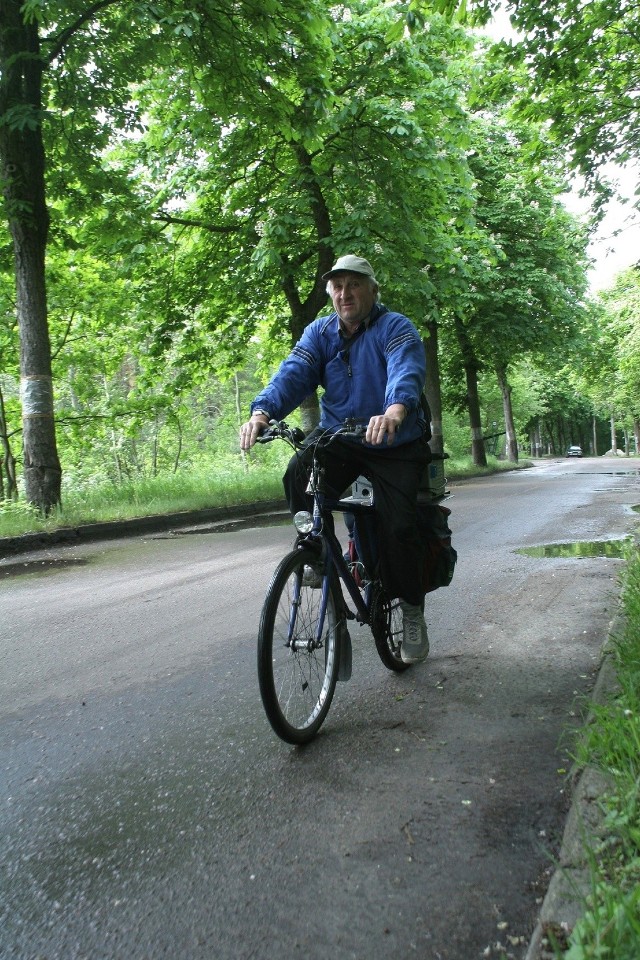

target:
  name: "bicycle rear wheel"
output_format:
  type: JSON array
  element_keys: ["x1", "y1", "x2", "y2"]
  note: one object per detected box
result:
[
  {"x1": 371, "y1": 583, "x2": 411, "y2": 672},
  {"x1": 258, "y1": 549, "x2": 341, "y2": 744}
]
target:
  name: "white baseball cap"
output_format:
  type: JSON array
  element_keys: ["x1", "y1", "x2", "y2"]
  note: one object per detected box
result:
[{"x1": 322, "y1": 254, "x2": 377, "y2": 282}]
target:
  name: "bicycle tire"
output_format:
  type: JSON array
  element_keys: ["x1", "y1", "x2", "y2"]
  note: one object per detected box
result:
[
  {"x1": 371, "y1": 583, "x2": 411, "y2": 672},
  {"x1": 258, "y1": 548, "x2": 341, "y2": 743}
]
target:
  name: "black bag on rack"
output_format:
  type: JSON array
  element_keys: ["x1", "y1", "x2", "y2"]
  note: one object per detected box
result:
[{"x1": 417, "y1": 501, "x2": 457, "y2": 593}]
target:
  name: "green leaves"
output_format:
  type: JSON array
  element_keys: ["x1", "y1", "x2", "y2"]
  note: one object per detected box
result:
[
  {"x1": 0, "y1": 103, "x2": 41, "y2": 132},
  {"x1": 593, "y1": 268, "x2": 640, "y2": 421},
  {"x1": 2, "y1": 0, "x2": 617, "y2": 491},
  {"x1": 494, "y1": 0, "x2": 640, "y2": 188}
]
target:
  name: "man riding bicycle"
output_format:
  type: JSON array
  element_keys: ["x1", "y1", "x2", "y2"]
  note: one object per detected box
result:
[{"x1": 240, "y1": 254, "x2": 432, "y2": 664}]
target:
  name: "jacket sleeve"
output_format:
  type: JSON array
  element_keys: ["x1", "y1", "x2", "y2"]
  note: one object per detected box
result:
[
  {"x1": 382, "y1": 313, "x2": 426, "y2": 413},
  {"x1": 251, "y1": 323, "x2": 324, "y2": 420}
]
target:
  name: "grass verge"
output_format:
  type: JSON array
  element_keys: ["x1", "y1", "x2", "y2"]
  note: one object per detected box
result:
[
  {"x1": 558, "y1": 543, "x2": 640, "y2": 959},
  {"x1": 0, "y1": 464, "x2": 286, "y2": 539},
  {"x1": 0, "y1": 454, "x2": 530, "y2": 540}
]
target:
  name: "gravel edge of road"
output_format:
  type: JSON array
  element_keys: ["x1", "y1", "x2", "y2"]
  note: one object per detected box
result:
[{"x1": 524, "y1": 611, "x2": 624, "y2": 960}]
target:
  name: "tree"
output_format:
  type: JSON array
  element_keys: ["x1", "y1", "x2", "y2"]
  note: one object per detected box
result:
[
  {"x1": 437, "y1": 111, "x2": 589, "y2": 464},
  {"x1": 1, "y1": 1, "x2": 61, "y2": 510},
  {"x1": 497, "y1": 1, "x2": 639, "y2": 191},
  {"x1": 0, "y1": 0, "x2": 329, "y2": 509},
  {"x1": 595, "y1": 268, "x2": 640, "y2": 452},
  {"x1": 461, "y1": 0, "x2": 640, "y2": 237},
  {"x1": 0, "y1": 259, "x2": 19, "y2": 498},
  {"x1": 128, "y1": 1, "x2": 474, "y2": 431}
]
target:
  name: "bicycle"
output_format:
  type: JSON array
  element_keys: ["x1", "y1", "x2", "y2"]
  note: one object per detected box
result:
[{"x1": 255, "y1": 419, "x2": 415, "y2": 745}]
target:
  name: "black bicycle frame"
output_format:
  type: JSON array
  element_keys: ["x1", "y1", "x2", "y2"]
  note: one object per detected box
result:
[{"x1": 300, "y1": 481, "x2": 372, "y2": 626}]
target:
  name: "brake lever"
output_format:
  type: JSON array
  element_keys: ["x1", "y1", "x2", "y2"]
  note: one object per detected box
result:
[
  {"x1": 341, "y1": 419, "x2": 367, "y2": 441},
  {"x1": 255, "y1": 421, "x2": 306, "y2": 447}
]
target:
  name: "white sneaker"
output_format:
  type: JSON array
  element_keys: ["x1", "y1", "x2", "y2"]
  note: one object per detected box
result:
[{"x1": 399, "y1": 601, "x2": 429, "y2": 664}]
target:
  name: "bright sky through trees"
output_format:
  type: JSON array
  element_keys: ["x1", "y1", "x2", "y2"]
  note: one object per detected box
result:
[
  {"x1": 484, "y1": 5, "x2": 640, "y2": 293},
  {"x1": 563, "y1": 163, "x2": 640, "y2": 292}
]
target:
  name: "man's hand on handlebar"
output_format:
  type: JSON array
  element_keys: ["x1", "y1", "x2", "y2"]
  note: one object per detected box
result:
[
  {"x1": 240, "y1": 413, "x2": 269, "y2": 451},
  {"x1": 365, "y1": 403, "x2": 407, "y2": 445},
  {"x1": 241, "y1": 405, "x2": 408, "y2": 449}
]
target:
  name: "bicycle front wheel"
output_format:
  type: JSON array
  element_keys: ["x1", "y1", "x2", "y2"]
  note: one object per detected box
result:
[{"x1": 258, "y1": 549, "x2": 341, "y2": 744}]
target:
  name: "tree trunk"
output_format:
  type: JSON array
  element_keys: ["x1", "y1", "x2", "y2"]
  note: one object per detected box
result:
[
  {"x1": 546, "y1": 419, "x2": 557, "y2": 455},
  {"x1": 609, "y1": 411, "x2": 617, "y2": 454},
  {"x1": 556, "y1": 418, "x2": 562, "y2": 454},
  {"x1": 592, "y1": 415, "x2": 598, "y2": 457},
  {"x1": 172, "y1": 416, "x2": 183, "y2": 473},
  {"x1": 530, "y1": 421, "x2": 542, "y2": 458},
  {"x1": 495, "y1": 363, "x2": 518, "y2": 462},
  {"x1": 453, "y1": 316, "x2": 487, "y2": 467},
  {"x1": 423, "y1": 324, "x2": 444, "y2": 457},
  {"x1": 465, "y1": 362, "x2": 487, "y2": 466},
  {"x1": 633, "y1": 418, "x2": 640, "y2": 456},
  {"x1": 152, "y1": 414, "x2": 159, "y2": 475},
  {"x1": 299, "y1": 392, "x2": 320, "y2": 434},
  {"x1": 0, "y1": 381, "x2": 19, "y2": 500},
  {"x1": 0, "y1": 4, "x2": 61, "y2": 511},
  {"x1": 557, "y1": 416, "x2": 564, "y2": 455}
]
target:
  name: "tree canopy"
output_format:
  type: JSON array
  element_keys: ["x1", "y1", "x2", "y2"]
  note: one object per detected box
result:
[
  {"x1": 0, "y1": 0, "x2": 636, "y2": 508},
  {"x1": 473, "y1": 0, "x2": 640, "y2": 203}
]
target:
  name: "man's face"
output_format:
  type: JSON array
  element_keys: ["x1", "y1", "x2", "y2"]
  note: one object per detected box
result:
[{"x1": 328, "y1": 272, "x2": 376, "y2": 330}]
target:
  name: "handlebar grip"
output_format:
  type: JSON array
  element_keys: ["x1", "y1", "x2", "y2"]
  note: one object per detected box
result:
[
  {"x1": 255, "y1": 421, "x2": 306, "y2": 447},
  {"x1": 255, "y1": 426, "x2": 278, "y2": 444}
]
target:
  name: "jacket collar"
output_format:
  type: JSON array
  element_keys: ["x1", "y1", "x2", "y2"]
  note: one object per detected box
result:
[{"x1": 322, "y1": 302, "x2": 387, "y2": 336}]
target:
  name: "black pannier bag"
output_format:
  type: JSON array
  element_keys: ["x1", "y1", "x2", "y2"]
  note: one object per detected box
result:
[
  {"x1": 347, "y1": 499, "x2": 456, "y2": 595},
  {"x1": 417, "y1": 501, "x2": 457, "y2": 593}
]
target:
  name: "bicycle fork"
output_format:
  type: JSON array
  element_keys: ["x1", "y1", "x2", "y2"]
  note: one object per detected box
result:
[{"x1": 287, "y1": 551, "x2": 352, "y2": 681}]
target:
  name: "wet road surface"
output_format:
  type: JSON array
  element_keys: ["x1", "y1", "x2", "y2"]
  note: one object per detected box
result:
[{"x1": 1, "y1": 459, "x2": 638, "y2": 959}]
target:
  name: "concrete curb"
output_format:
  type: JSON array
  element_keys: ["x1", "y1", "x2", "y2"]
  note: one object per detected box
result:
[{"x1": 524, "y1": 613, "x2": 624, "y2": 959}]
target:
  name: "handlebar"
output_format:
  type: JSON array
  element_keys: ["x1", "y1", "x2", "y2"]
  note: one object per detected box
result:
[
  {"x1": 340, "y1": 419, "x2": 368, "y2": 440},
  {"x1": 256, "y1": 419, "x2": 368, "y2": 449},
  {"x1": 256, "y1": 421, "x2": 306, "y2": 447}
]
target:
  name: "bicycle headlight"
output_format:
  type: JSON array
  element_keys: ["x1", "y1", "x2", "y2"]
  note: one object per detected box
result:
[{"x1": 293, "y1": 510, "x2": 313, "y2": 534}]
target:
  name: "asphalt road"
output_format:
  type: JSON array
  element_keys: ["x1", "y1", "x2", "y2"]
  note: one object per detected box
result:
[{"x1": 1, "y1": 458, "x2": 638, "y2": 960}]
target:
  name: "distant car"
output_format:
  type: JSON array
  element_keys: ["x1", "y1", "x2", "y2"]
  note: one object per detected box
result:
[{"x1": 566, "y1": 445, "x2": 583, "y2": 457}]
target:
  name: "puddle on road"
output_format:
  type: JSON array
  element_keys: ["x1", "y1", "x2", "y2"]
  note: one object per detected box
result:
[
  {"x1": 577, "y1": 471, "x2": 640, "y2": 477},
  {"x1": 0, "y1": 555, "x2": 91, "y2": 580},
  {"x1": 517, "y1": 538, "x2": 633, "y2": 559},
  {"x1": 158, "y1": 514, "x2": 291, "y2": 538}
]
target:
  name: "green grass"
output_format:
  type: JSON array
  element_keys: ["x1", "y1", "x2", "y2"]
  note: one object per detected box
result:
[
  {"x1": 0, "y1": 462, "x2": 286, "y2": 538},
  {"x1": 445, "y1": 454, "x2": 534, "y2": 478},
  {"x1": 559, "y1": 543, "x2": 640, "y2": 959},
  {"x1": 0, "y1": 454, "x2": 531, "y2": 539}
]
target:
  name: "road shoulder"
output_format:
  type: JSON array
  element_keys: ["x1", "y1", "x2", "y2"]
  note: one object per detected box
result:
[{"x1": 525, "y1": 613, "x2": 623, "y2": 959}]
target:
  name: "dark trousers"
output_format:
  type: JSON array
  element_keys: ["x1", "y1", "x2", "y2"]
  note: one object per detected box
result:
[{"x1": 283, "y1": 431, "x2": 431, "y2": 606}]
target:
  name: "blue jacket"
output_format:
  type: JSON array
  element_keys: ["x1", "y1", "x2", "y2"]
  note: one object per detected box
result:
[{"x1": 251, "y1": 303, "x2": 427, "y2": 447}]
